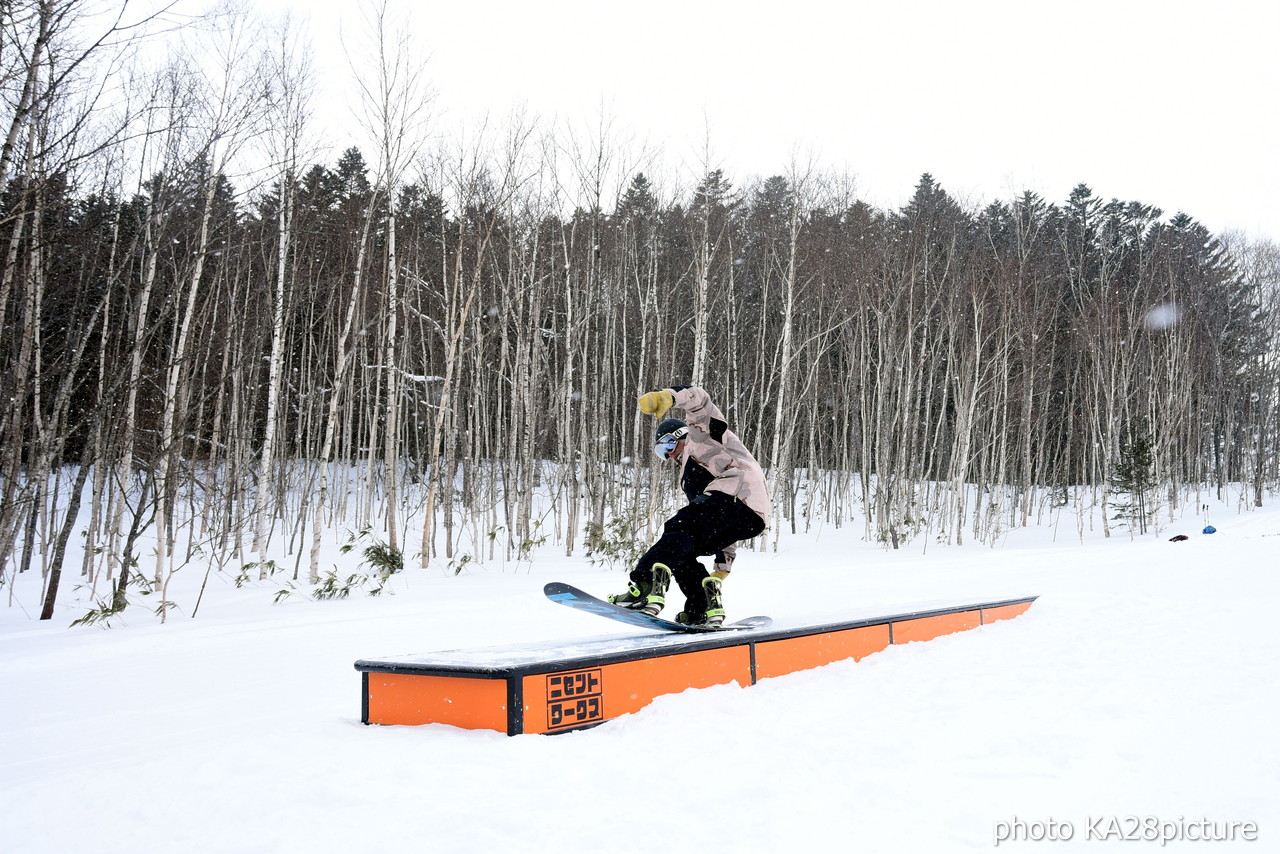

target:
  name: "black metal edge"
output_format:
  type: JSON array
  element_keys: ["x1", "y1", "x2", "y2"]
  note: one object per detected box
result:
[
  {"x1": 355, "y1": 661, "x2": 518, "y2": 678},
  {"x1": 353, "y1": 632, "x2": 745, "y2": 678},
  {"x1": 353, "y1": 595, "x2": 1039, "y2": 680},
  {"x1": 750, "y1": 594, "x2": 1038, "y2": 644},
  {"x1": 361, "y1": 671, "x2": 369, "y2": 724},
  {"x1": 506, "y1": 675, "x2": 524, "y2": 737},
  {"x1": 355, "y1": 639, "x2": 734, "y2": 681}
]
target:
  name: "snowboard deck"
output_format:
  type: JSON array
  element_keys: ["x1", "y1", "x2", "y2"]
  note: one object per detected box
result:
[{"x1": 544, "y1": 581, "x2": 772, "y2": 633}]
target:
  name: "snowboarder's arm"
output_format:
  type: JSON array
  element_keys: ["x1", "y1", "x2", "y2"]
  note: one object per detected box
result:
[{"x1": 670, "y1": 386, "x2": 727, "y2": 433}]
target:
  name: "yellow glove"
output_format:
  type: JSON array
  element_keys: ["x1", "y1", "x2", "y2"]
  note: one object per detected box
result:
[{"x1": 638, "y1": 389, "x2": 675, "y2": 417}]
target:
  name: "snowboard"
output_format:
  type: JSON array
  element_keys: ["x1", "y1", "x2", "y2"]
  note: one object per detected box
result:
[{"x1": 544, "y1": 581, "x2": 772, "y2": 633}]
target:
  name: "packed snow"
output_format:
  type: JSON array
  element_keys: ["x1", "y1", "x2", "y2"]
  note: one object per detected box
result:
[{"x1": 2, "y1": 495, "x2": 1277, "y2": 852}]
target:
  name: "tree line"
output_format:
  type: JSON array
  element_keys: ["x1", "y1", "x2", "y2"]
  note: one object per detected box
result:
[{"x1": 3, "y1": 0, "x2": 1278, "y2": 619}]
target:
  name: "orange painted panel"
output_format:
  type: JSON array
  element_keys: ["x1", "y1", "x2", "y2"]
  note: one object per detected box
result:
[
  {"x1": 892, "y1": 610, "x2": 981, "y2": 644},
  {"x1": 366, "y1": 673, "x2": 508, "y2": 730},
  {"x1": 523, "y1": 646, "x2": 752, "y2": 734},
  {"x1": 981, "y1": 601, "x2": 1034, "y2": 624},
  {"x1": 754, "y1": 625, "x2": 892, "y2": 680}
]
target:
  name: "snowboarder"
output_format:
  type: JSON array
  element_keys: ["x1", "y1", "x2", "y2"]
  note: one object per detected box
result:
[{"x1": 610, "y1": 386, "x2": 770, "y2": 625}]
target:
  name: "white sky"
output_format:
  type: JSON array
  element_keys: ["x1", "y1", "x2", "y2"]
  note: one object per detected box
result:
[{"x1": 242, "y1": 0, "x2": 1278, "y2": 240}]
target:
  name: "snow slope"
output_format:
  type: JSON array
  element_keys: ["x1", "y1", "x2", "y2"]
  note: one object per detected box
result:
[{"x1": 2, "y1": 503, "x2": 1277, "y2": 852}]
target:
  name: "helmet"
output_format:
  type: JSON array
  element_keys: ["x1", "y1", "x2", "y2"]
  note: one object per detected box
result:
[
  {"x1": 653, "y1": 418, "x2": 688, "y2": 460},
  {"x1": 655, "y1": 418, "x2": 687, "y2": 443}
]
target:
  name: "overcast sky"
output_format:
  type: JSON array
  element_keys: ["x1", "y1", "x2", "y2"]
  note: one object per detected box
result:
[{"x1": 247, "y1": 0, "x2": 1278, "y2": 241}]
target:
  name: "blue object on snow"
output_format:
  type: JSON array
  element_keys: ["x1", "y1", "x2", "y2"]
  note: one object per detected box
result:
[{"x1": 1202, "y1": 525, "x2": 1217, "y2": 534}]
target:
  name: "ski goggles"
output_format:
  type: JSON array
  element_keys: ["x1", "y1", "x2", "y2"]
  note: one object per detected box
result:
[{"x1": 653, "y1": 427, "x2": 688, "y2": 460}]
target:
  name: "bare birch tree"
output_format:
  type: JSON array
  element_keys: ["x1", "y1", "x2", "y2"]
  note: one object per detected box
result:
[
  {"x1": 252, "y1": 12, "x2": 313, "y2": 567},
  {"x1": 150, "y1": 5, "x2": 265, "y2": 618},
  {"x1": 346, "y1": 0, "x2": 433, "y2": 557}
]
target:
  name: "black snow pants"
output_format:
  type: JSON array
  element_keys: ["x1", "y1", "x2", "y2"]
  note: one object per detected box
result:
[{"x1": 632, "y1": 492, "x2": 766, "y2": 613}]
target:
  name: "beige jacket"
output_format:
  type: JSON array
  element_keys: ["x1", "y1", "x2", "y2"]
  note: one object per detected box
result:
[{"x1": 670, "y1": 387, "x2": 770, "y2": 523}]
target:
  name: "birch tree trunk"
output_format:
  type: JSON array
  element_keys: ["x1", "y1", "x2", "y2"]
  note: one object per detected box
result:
[
  {"x1": 153, "y1": 12, "x2": 265, "y2": 615},
  {"x1": 351, "y1": 0, "x2": 431, "y2": 557},
  {"x1": 254, "y1": 16, "x2": 313, "y2": 565},
  {"x1": 763, "y1": 176, "x2": 803, "y2": 545}
]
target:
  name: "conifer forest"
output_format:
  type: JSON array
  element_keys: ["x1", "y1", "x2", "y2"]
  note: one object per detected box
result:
[{"x1": 3, "y1": 1, "x2": 1279, "y2": 619}]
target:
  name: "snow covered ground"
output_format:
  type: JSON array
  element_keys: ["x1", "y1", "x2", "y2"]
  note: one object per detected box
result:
[{"x1": 2, "y1": 497, "x2": 1277, "y2": 852}]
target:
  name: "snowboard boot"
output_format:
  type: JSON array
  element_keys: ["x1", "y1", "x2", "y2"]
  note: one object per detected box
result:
[
  {"x1": 608, "y1": 580, "x2": 649, "y2": 609},
  {"x1": 640, "y1": 563, "x2": 672, "y2": 615},
  {"x1": 702, "y1": 575, "x2": 725, "y2": 626},
  {"x1": 609, "y1": 563, "x2": 671, "y2": 616},
  {"x1": 675, "y1": 608, "x2": 707, "y2": 626}
]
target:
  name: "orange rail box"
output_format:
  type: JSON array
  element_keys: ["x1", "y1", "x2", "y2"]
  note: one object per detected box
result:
[{"x1": 355, "y1": 595, "x2": 1036, "y2": 735}]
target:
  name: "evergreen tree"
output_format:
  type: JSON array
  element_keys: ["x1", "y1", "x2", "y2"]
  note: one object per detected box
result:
[
  {"x1": 618, "y1": 172, "x2": 658, "y2": 222},
  {"x1": 1110, "y1": 416, "x2": 1157, "y2": 534}
]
